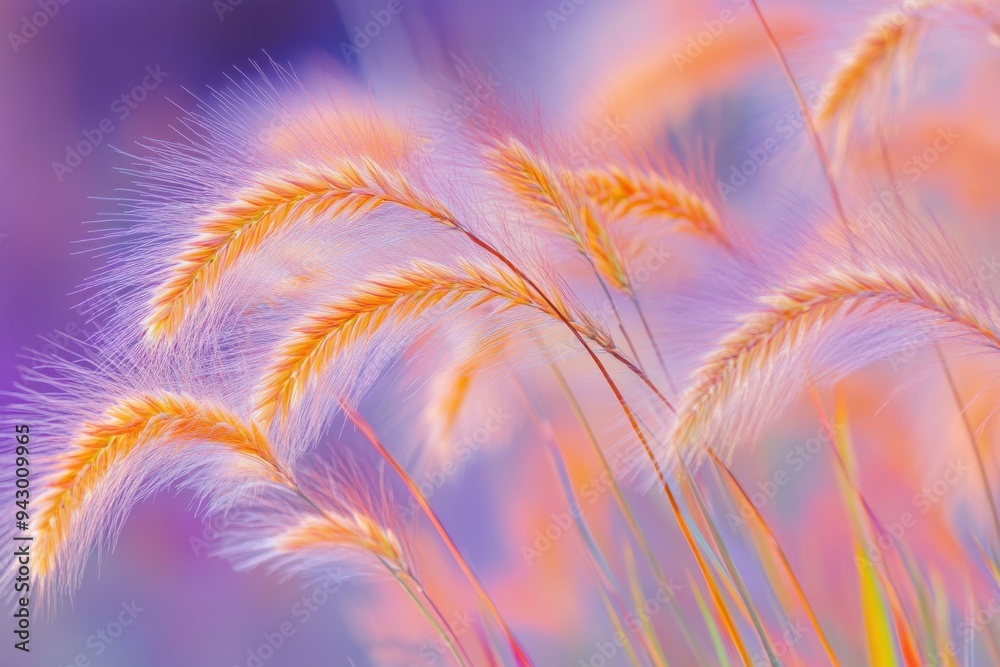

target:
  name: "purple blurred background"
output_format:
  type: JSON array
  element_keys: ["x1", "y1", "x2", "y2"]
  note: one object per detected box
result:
[{"x1": 0, "y1": 2, "x2": 643, "y2": 665}]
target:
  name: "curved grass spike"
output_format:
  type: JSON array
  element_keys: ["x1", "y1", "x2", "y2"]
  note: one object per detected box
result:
[
  {"x1": 578, "y1": 166, "x2": 728, "y2": 249},
  {"x1": 484, "y1": 137, "x2": 581, "y2": 243},
  {"x1": 671, "y1": 264, "x2": 1000, "y2": 455},
  {"x1": 144, "y1": 158, "x2": 456, "y2": 341},
  {"x1": 227, "y1": 154, "x2": 769, "y2": 666},
  {"x1": 34, "y1": 390, "x2": 476, "y2": 665},
  {"x1": 274, "y1": 511, "x2": 407, "y2": 567},
  {"x1": 33, "y1": 391, "x2": 290, "y2": 583},
  {"x1": 161, "y1": 144, "x2": 768, "y2": 667},
  {"x1": 814, "y1": 6, "x2": 926, "y2": 131},
  {"x1": 483, "y1": 138, "x2": 681, "y2": 404},
  {"x1": 487, "y1": 137, "x2": 706, "y2": 404},
  {"x1": 173, "y1": 148, "x2": 753, "y2": 663},
  {"x1": 148, "y1": 144, "x2": 670, "y2": 410},
  {"x1": 141, "y1": 145, "x2": 676, "y2": 664},
  {"x1": 249, "y1": 458, "x2": 478, "y2": 666},
  {"x1": 253, "y1": 259, "x2": 612, "y2": 424},
  {"x1": 485, "y1": 137, "x2": 631, "y2": 292},
  {"x1": 273, "y1": 512, "x2": 472, "y2": 666}
]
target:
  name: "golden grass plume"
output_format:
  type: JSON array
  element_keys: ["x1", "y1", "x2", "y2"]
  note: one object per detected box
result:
[
  {"x1": 34, "y1": 391, "x2": 285, "y2": 586},
  {"x1": 144, "y1": 158, "x2": 455, "y2": 342},
  {"x1": 275, "y1": 510, "x2": 407, "y2": 571},
  {"x1": 579, "y1": 166, "x2": 727, "y2": 248},
  {"x1": 254, "y1": 259, "x2": 611, "y2": 424},
  {"x1": 814, "y1": 4, "x2": 930, "y2": 155},
  {"x1": 485, "y1": 137, "x2": 631, "y2": 291},
  {"x1": 670, "y1": 264, "x2": 1000, "y2": 456}
]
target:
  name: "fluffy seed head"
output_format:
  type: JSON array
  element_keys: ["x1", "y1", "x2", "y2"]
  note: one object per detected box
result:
[
  {"x1": 815, "y1": 4, "x2": 929, "y2": 153},
  {"x1": 485, "y1": 137, "x2": 582, "y2": 242},
  {"x1": 33, "y1": 392, "x2": 285, "y2": 585},
  {"x1": 579, "y1": 166, "x2": 727, "y2": 247},
  {"x1": 144, "y1": 158, "x2": 455, "y2": 342},
  {"x1": 485, "y1": 138, "x2": 631, "y2": 291},
  {"x1": 671, "y1": 265, "x2": 1000, "y2": 455},
  {"x1": 254, "y1": 259, "x2": 610, "y2": 424},
  {"x1": 275, "y1": 511, "x2": 406, "y2": 570}
]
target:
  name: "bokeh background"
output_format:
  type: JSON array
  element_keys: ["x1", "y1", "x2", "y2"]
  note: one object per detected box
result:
[{"x1": 3, "y1": 0, "x2": 1000, "y2": 665}]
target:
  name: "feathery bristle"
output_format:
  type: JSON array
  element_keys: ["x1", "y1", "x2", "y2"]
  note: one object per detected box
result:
[
  {"x1": 484, "y1": 138, "x2": 582, "y2": 241},
  {"x1": 422, "y1": 333, "x2": 505, "y2": 451},
  {"x1": 578, "y1": 203, "x2": 631, "y2": 292},
  {"x1": 215, "y1": 458, "x2": 412, "y2": 584}
]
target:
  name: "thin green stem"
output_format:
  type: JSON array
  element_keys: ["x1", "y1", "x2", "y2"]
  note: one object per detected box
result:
[
  {"x1": 934, "y1": 344, "x2": 1000, "y2": 542},
  {"x1": 389, "y1": 564, "x2": 470, "y2": 667}
]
